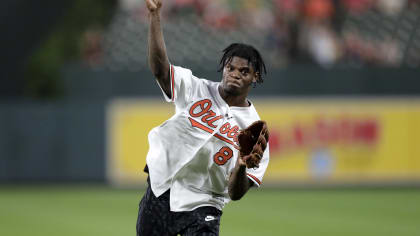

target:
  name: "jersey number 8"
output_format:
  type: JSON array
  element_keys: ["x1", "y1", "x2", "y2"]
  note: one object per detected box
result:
[{"x1": 213, "y1": 146, "x2": 233, "y2": 165}]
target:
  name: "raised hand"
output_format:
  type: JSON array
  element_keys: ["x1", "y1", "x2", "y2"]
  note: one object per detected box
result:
[{"x1": 144, "y1": 0, "x2": 162, "y2": 13}]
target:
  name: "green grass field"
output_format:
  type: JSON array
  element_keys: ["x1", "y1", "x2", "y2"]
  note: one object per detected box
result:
[{"x1": 1, "y1": 186, "x2": 419, "y2": 236}]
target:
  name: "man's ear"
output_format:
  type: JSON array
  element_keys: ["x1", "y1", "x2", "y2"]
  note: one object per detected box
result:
[{"x1": 253, "y1": 72, "x2": 260, "y2": 83}]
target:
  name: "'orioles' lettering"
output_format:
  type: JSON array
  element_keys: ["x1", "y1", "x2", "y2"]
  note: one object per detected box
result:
[
  {"x1": 189, "y1": 99, "x2": 212, "y2": 117},
  {"x1": 220, "y1": 123, "x2": 231, "y2": 134},
  {"x1": 233, "y1": 135, "x2": 239, "y2": 146},
  {"x1": 227, "y1": 126, "x2": 239, "y2": 138},
  {"x1": 188, "y1": 99, "x2": 240, "y2": 148},
  {"x1": 201, "y1": 110, "x2": 223, "y2": 128},
  {"x1": 189, "y1": 99, "x2": 223, "y2": 128},
  {"x1": 220, "y1": 123, "x2": 239, "y2": 145}
]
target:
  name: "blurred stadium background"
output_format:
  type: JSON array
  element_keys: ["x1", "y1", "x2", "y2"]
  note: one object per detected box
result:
[{"x1": 1, "y1": 0, "x2": 420, "y2": 235}]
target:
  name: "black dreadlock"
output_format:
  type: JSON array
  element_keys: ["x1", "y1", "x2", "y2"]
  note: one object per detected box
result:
[{"x1": 218, "y1": 43, "x2": 267, "y2": 84}]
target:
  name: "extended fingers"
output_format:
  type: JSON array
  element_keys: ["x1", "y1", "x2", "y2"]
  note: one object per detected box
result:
[
  {"x1": 256, "y1": 134, "x2": 267, "y2": 151},
  {"x1": 252, "y1": 145, "x2": 263, "y2": 158},
  {"x1": 242, "y1": 155, "x2": 260, "y2": 169},
  {"x1": 261, "y1": 124, "x2": 269, "y2": 142},
  {"x1": 145, "y1": 0, "x2": 156, "y2": 9},
  {"x1": 155, "y1": 0, "x2": 162, "y2": 8},
  {"x1": 145, "y1": 0, "x2": 162, "y2": 11}
]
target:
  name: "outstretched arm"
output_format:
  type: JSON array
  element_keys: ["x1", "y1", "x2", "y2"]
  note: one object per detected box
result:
[
  {"x1": 229, "y1": 120, "x2": 269, "y2": 200},
  {"x1": 145, "y1": 0, "x2": 171, "y2": 97},
  {"x1": 228, "y1": 157, "x2": 253, "y2": 201}
]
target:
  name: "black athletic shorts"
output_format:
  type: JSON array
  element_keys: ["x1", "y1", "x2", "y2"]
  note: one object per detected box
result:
[{"x1": 136, "y1": 178, "x2": 222, "y2": 236}]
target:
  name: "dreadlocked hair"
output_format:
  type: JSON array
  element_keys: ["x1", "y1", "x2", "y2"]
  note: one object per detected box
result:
[{"x1": 218, "y1": 43, "x2": 267, "y2": 84}]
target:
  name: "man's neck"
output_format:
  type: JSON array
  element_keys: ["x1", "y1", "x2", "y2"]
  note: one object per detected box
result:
[{"x1": 218, "y1": 86, "x2": 249, "y2": 107}]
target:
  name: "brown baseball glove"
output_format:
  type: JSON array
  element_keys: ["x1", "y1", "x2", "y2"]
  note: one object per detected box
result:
[{"x1": 238, "y1": 120, "x2": 269, "y2": 169}]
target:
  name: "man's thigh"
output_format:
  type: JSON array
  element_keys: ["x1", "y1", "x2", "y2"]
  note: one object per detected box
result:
[
  {"x1": 136, "y1": 186, "x2": 175, "y2": 236},
  {"x1": 181, "y1": 207, "x2": 222, "y2": 236}
]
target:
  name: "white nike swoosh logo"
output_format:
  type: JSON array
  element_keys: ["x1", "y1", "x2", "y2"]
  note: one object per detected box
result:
[{"x1": 205, "y1": 216, "x2": 216, "y2": 221}]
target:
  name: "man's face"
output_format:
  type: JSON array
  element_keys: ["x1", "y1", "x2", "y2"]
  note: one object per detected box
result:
[{"x1": 221, "y1": 56, "x2": 257, "y2": 96}]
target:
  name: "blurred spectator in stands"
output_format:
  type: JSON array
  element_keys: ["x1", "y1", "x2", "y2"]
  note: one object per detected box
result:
[
  {"x1": 81, "y1": 28, "x2": 104, "y2": 67},
  {"x1": 191, "y1": 0, "x2": 208, "y2": 16},
  {"x1": 342, "y1": 31, "x2": 365, "y2": 66},
  {"x1": 376, "y1": 0, "x2": 407, "y2": 16},
  {"x1": 378, "y1": 37, "x2": 403, "y2": 66},
  {"x1": 238, "y1": 0, "x2": 275, "y2": 31},
  {"x1": 274, "y1": 0, "x2": 301, "y2": 20},
  {"x1": 303, "y1": 0, "x2": 334, "y2": 23},
  {"x1": 342, "y1": 31, "x2": 403, "y2": 67},
  {"x1": 119, "y1": 0, "x2": 148, "y2": 22},
  {"x1": 120, "y1": 0, "x2": 142, "y2": 12},
  {"x1": 303, "y1": 23, "x2": 342, "y2": 67},
  {"x1": 341, "y1": 0, "x2": 375, "y2": 14},
  {"x1": 202, "y1": 0, "x2": 236, "y2": 30},
  {"x1": 342, "y1": 31, "x2": 382, "y2": 66},
  {"x1": 167, "y1": 0, "x2": 197, "y2": 16},
  {"x1": 103, "y1": 0, "x2": 417, "y2": 69},
  {"x1": 272, "y1": 0, "x2": 304, "y2": 63},
  {"x1": 266, "y1": 13, "x2": 292, "y2": 66},
  {"x1": 298, "y1": 0, "x2": 342, "y2": 67},
  {"x1": 407, "y1": 0, "x2": 420, "y2": 7}
]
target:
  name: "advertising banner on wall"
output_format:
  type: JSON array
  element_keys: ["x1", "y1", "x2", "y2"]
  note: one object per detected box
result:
[
  {"x1": 107, "y1": 98, "x2": 420, "y2": 186},
  {"x1": 107, "y1": 99, "x2": 173, "y2": 186}
]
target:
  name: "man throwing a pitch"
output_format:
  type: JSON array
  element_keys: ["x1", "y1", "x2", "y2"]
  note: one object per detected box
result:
[{"x1": 137, "y1": 0, "x2": 270, "y2": 235}]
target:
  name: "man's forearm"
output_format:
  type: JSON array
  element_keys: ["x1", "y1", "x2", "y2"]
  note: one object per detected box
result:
[
  {"x1": 148, "y1": 11, "x2": 170, "y2": 88},
  {"x1": 228, "y1": 163, "x2": 251, "y2": 201}
]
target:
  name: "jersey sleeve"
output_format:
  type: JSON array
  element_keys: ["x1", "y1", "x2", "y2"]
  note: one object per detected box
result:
[
  {"x1": 156, "y1": 64, "x2": 199, "y2": 107},
  {"x1": 246, "y1": 143, "x2": 270, "y2": 187}
]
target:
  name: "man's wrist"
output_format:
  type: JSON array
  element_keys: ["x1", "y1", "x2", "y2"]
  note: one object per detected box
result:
[
  {"x1": 237, "y1": 162, "x2": 247, "y2": 172},
  {"x1": 149, "y1": 9, "x2": 161, "y2": 17}
]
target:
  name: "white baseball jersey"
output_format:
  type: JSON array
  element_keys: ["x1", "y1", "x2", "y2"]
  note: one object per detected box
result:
[{"x1": 146, "y1": 65, "x2": 269, "y2": 212}]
